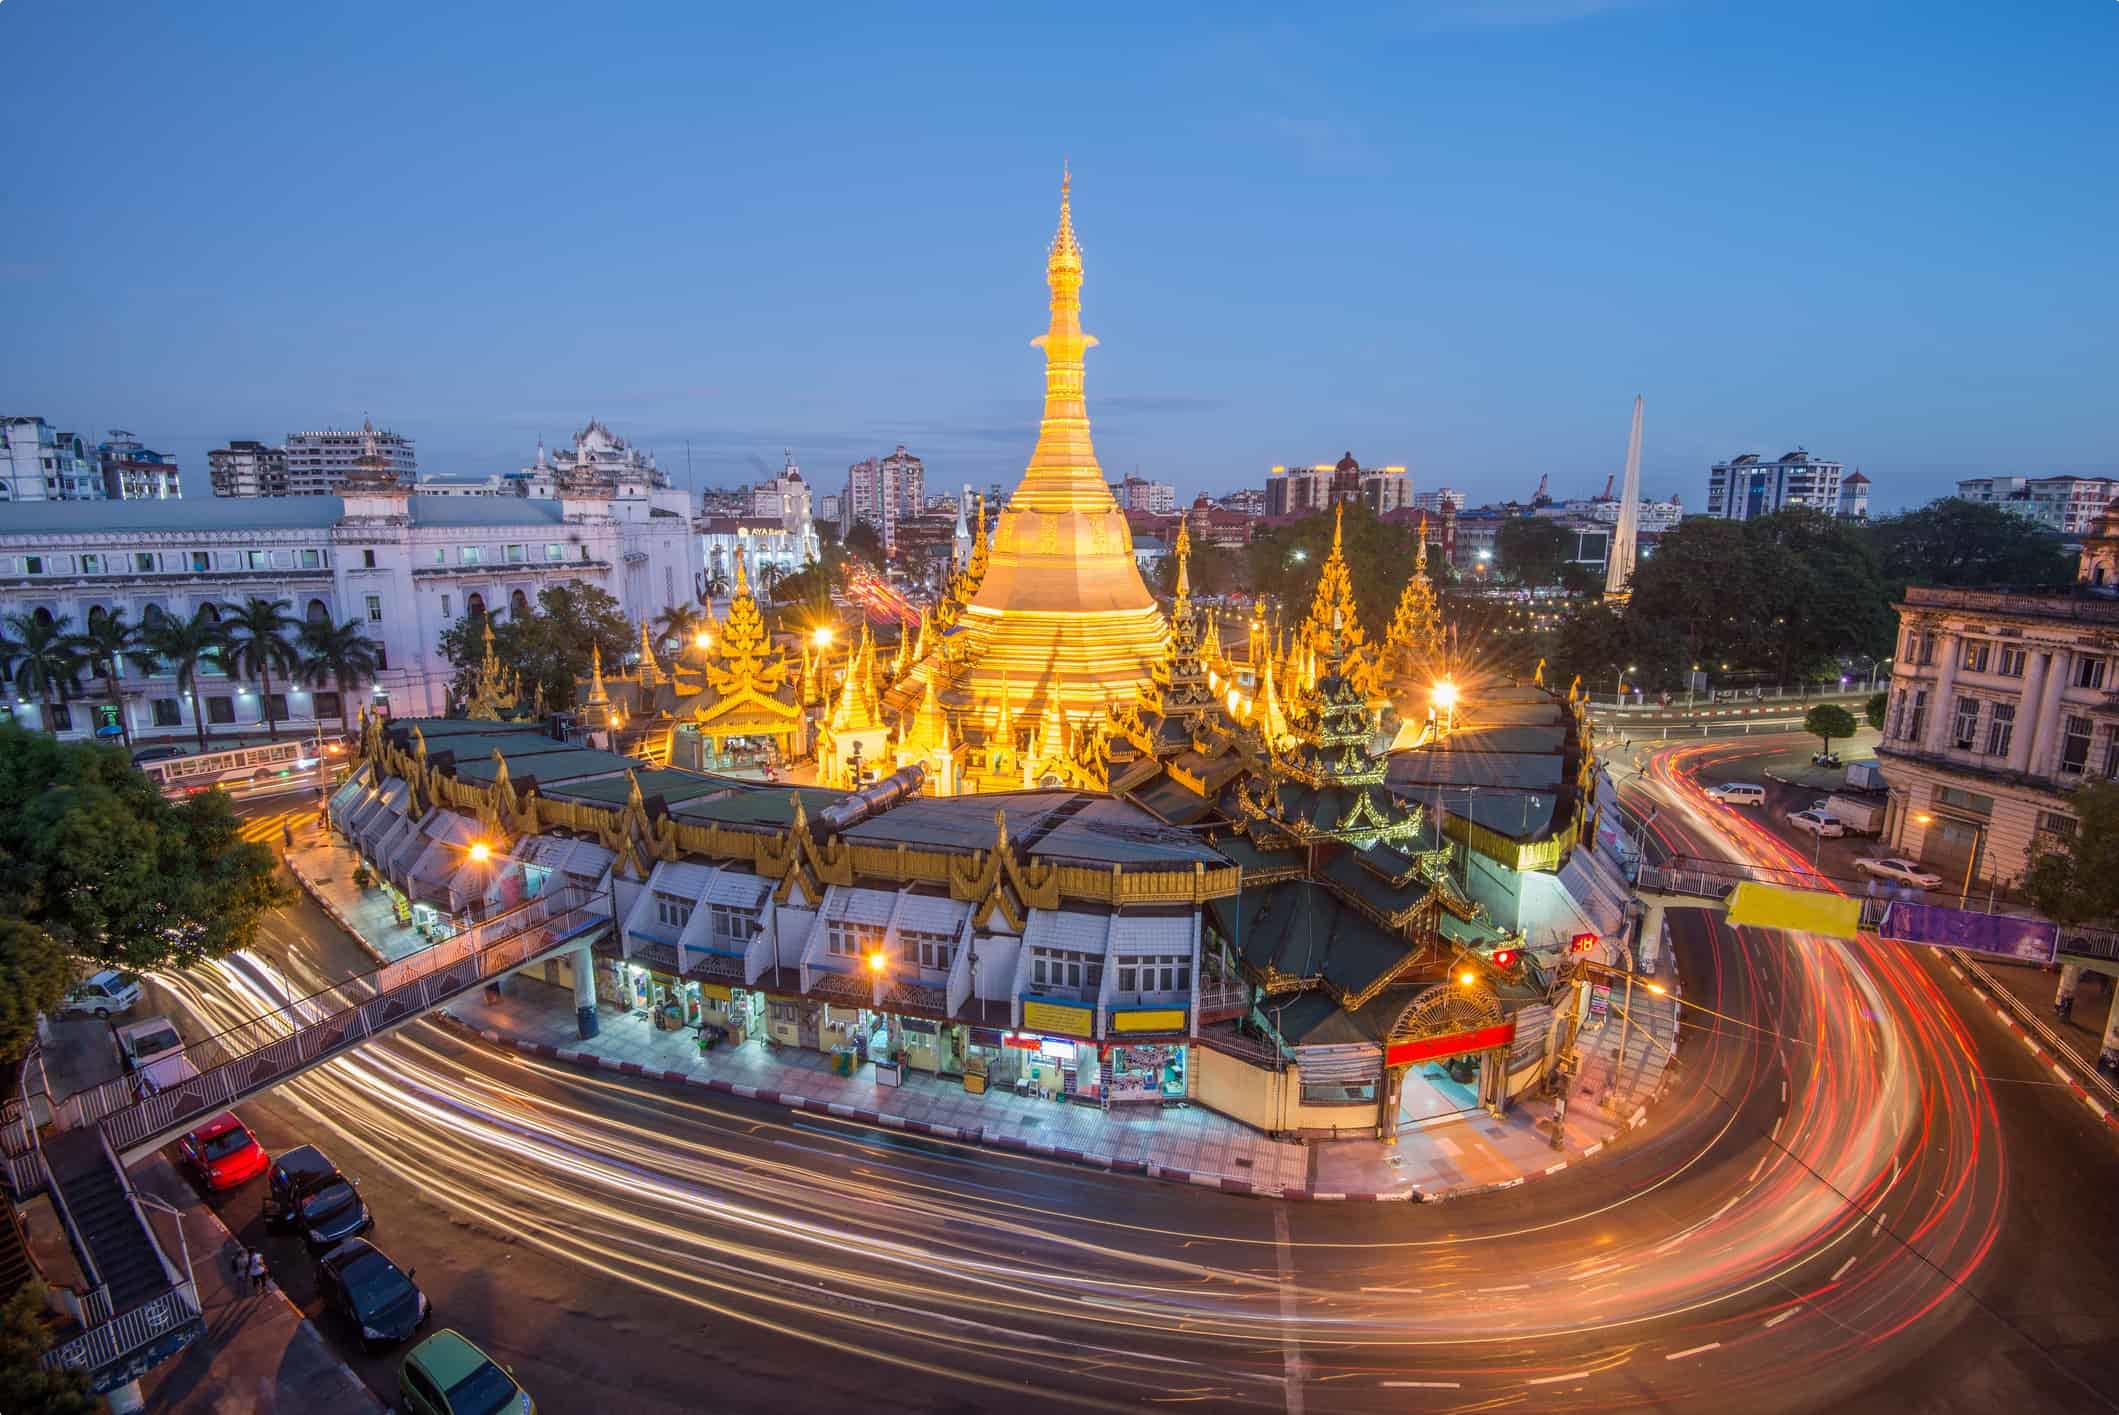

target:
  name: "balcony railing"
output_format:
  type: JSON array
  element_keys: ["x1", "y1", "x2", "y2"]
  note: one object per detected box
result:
[
  {"x1": 42, "y1": 1280, "x2": 202, "y2": 1383},
  {"x1": 1901, "y1": 584, "x2": 2119, "y2": 624}
]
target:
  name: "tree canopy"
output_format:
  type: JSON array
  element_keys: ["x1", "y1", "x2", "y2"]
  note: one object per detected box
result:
[
  {"x1": 1804, "y1": 703, "x2": 1858, "y2": 750},
  {"x1": 0, "y1": 726, "x2": 290, "y2": 1057},
  {"x1": 0, "y1": 1284, "x2": 95, "y2": 1415},
  {"x1": 438, "y1": 583, "x2": 632, "y2": 712},
  {"x1": 1494, "y1": 516, "x2": 1575, "y2": 588},
  {"x1": 1245, "y1": 505, "x2": 1419, "y2": 636},
  {"x1": 1867, "y1": 499, "x2": 2073, "y2": 591},
  {"x1": 2026, "y1": 780, "x2": 2119, "y2": 926}
]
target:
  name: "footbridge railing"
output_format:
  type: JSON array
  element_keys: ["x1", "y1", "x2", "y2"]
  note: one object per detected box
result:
[{"x1": 55, "y1": 885, "x2": 607, "y2": 1162}]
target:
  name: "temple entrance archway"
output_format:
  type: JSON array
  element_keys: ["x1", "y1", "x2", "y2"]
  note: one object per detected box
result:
[{"x1": 1377, "y1": 982, "x2": 1513, "y2": 1143}]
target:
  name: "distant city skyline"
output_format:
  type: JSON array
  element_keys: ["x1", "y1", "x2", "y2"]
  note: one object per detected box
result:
[{"x1": 4, "y1": 2, "x2": 2113, "y2": 515}]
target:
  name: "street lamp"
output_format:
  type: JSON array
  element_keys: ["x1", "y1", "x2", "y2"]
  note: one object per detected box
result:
[
  {"x1": 813, "y1": 625, "x2": 835, "y2": 649},
  {"x1": 1432, "y1": 678, "x2": 1458, "y2": 735},
  {"x1": 693, "y1": 631, "x2": 712, "y2": 653},
  {"x1": 468, "y1": 840, "x2": 491, "y2": 864}
]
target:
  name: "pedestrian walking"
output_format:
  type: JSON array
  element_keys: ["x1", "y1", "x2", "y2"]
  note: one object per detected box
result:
[
  {"x1": 282, "y1": 822, "x2": 295, "y2": 852},
  {"x1": 247, "y1": 1249, "x2": 267, "y2": 1295},
  {"x1": 230, "y1": 1246, "x2": 249, "y2": 1282}
]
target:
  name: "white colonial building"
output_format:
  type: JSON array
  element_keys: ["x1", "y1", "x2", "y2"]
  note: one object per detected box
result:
[
  {"x1": 1877, "y1": 508, "x2": 2119, "y2": 888},
  {"x1": 0, "y1": 476, "x2": 701, "y2": 740}
]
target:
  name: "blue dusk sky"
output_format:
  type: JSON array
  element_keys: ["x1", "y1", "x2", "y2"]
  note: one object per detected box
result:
[{"x1": 1, "y1": 0, "x2": 2113, "y2": 513}]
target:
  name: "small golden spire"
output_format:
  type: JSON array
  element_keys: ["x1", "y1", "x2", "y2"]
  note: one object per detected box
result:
[
  {"x1": 1415, "y1": 512, "x2": 1429, "y2": 573},
  {"x1": 1051, "y1": 160, "x2": 1081, "y2": 278},
  {"x1": 586, "y1": 642, "x2": 609, "y2": 705}
]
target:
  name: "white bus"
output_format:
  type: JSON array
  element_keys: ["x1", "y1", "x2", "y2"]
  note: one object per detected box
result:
[{"x1": 138, "y1": 738, "x2": 340, "y2": 798}]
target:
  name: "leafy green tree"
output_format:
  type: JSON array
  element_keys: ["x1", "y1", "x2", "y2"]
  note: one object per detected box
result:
[
  {"x1": 2026, "y1": 780, "x2": 2119, "y2": 926},
  {"x1": 0, "y1": 725, "x2": 290, "y2": 975},
  {"x1": 140, "y1": 605, "x2": 230, "y2": 752},
  {"x1": 1625, "y1": 517, "x2": 1772, "y2": 678},
  {"x1": 74, "y1": 608, "x2": 159, "y2": 748},
  {"x1": 220, "y1": 597, "x2": 301, "y2": 739},
  {"x1": 1244, "y1": 504, "x2": 1418, "y2": 634},
  {"x1": 1744, "y1": 507, "x2": 1896, "y2": 678},
  {"x1": 1866, "y1": 499, "x2": 2072, "y2": 591},
  {"x1": 0, "y1": 919, "x2": 73, "y2": 1062},
  {"x1": 295, "y1": 618, "x2": 383, "y2": 737},
  {"x1": 1493, "y1": 516, "x2": 1574, "y2": 588},
  {"x1": 1865, "y1": 691, "x2": 1887, "y2": 731},
  {"x1": 0, "y1": 612, "x2": 85, "y2": 734},
  {"x1": 844, "y1": 521, "x2": 886, "y2": 568},
  {"x1": 1153, "y1": 540, "x2": 1249, "y2": 599},
  {"x1": 0, "y1": 1283, "x2": 96, "y2": 1415},
  {"x1": 656, "y1": 602, "x2": 705, "y2": 654},
  {"x1": 439, "y1": 582, "x2": 631, "y2": 712},
  {"x1": 1804, "y1": 703, "x2": 1858, "y2": 756},
  {"x1": 771, "y1": 560, "x2": 838, "y2": 627}
]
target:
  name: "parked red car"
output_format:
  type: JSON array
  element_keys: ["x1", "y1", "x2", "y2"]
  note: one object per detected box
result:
[{"x1": 179, "y1": 1113, "x2": 270, "y2": 1190}]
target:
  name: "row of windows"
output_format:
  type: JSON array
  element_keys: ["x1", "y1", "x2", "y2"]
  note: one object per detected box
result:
[
  {"x1": 1930, "y1": 693, "x2": 2119, "y2": 780},
  {"x1": 3, "y1": 690, "x2": 345, "y2": 733},
  {"x1": 435, "y1": 543, "x2": 574, "y2": 567},
  {"x1": 1913, "y1": 632, "x2": 2114, "y2": 691},
  {"x1": 8, "y1": 548, "x2": 333, "y2": 577},
  {"x1": 1031, "y1": 946, "x2": 1103, "y2": 997}
]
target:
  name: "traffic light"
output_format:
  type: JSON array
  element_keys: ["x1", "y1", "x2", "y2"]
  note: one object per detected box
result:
[{"x1": 1489, "y1": 948, "x2": 1520, "y2": 969}]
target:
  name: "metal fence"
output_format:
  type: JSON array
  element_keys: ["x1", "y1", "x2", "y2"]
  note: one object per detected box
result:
[
  {"x1": 63, "y1": 886, "x2": 602, "y2": 1156},
  {"x1": 43, "y1": 1280, "x2": 201, "y2": 1379}
]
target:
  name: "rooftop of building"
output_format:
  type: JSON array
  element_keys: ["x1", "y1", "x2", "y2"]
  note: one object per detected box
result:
[{"x1": 1898, "y1": 582, "x2": 2119, "y2": 625}]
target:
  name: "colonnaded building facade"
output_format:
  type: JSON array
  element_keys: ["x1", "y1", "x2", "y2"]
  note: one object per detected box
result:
[
  {"x1": 327, "y1": 175, "x2": 1633, "y2": 1143},
  {"x1": 0, "y1": 442, "x2": 700, "y2": 738}
]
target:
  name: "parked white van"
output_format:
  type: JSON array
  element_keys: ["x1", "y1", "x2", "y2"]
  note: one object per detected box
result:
[
  {"x1": 58, "y1": 970, "x2": 142, "y2": 1019},
  {"x1": 115, "y1": 1017, "x2": 199, "y2": 1094},
  {"x1": 1706, "y1": 782, "x2": 1767, "y2": 807}
]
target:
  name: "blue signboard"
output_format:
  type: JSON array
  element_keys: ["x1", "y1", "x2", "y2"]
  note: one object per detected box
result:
[{"x1": 1878, "y1": 903, "x2": 2058, "y2": 965}]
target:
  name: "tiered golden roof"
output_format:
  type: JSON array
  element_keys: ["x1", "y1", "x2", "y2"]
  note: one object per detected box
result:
[
  {"x1": 668, "y1": 549, "x2": 804, "y2": 752},
  {"x1": 462, "y1": 618, "x2": 522, "y2": 720},
  {"x1": 1382, "y1": 514, "x2": 1445, "y2": 680}
]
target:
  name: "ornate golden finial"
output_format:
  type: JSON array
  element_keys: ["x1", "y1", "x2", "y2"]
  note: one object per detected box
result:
[
  {"x1": 1172, "y1": 518, "x2": 1193, "y2": 605},
  {"x1": 1051, "y1": 160, "x2": 1080, "y2": 277},
  {"x1": 586, "y1": 642, "x2": 609, "y2": 704},
  {"x1": 733, "y1": 543, "x2": 750, "y2": 596},
  {"x1": 637, "y1": 618, "x2": 662, "y2": 685},
  {"x1": 1415, "y1": 512, "x2": 1429, "y2": 573},
  {"x1": 1331, "y1": 501, "x2": 1345, "y2": 555}
]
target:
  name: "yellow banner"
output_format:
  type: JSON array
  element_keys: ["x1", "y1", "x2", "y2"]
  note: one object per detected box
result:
[
  {"x1": 1725, "y1": 882, "x2": 1862, "y2": 940},
  {"x1": 696, "y1": 982, "x2": 733, "y2": 1001},
  {"x1": 1112, "y1": 1009, "x2": 1186, "y2": 1034},
  {"x1": 1021, "y1": 1001, "x2": 1094, "y2": 1037}
]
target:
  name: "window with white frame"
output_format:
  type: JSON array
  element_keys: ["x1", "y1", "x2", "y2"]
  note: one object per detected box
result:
[
  {"x1": 2075, "y1": 657, "x2": 2108, "y2": 690},
  {"x1": 828, "y1": 918, "x2": 883, "y2": 960},
  {"x1": 1998, "y1": 645, "x2": 2027, "y2": 678},
  {"x1": 545, "y1": 543, "x2": 564, "y2": 562},
  {"x1": 1961, "y1": 640, "x2": 1990, "y2": 673},
  {"x1": 1115, "y1": 954, "x2": 1192, "y2": 998},
  {"x1": 709, "y1": 903, "x2": 760, "y2": 947},
  {"x1": 80, "y1": 553, "x2": 102, "y2": 575},
  {"x1": 1905, "y1": 689, "x2": 1929, "y2": 743},
  {"x1": 365, "y1": 594, "x2": 383, "y2": 622},
  {"x1": 134, "y1": 552, "x2": 155, "y2": 573},
  {"x1": 505, "y1": 543, "x2": 527, "y2": 563},
  {"x1": 1950, "y1": 697, "x2": 1980, "y2": 751},
  {"x1": 2104, "y1": 727, "x2": 2119, "y2": 782},
  {"x1": 652, "y1": 892, "x2": 689, "y2": 930},
  {"x1": 897, "y1": 928, "x2": 957, "y2": 972},
  {"x1": 1985, "y1": 702, "x2": 2015, "y2": 758},
  {"x1": 300, "y1": 548, "x2": 323, "y2": 569},
  {"x1": 461, "y1": 545, "x2": 482, "y2": 565},
  {"x1": 1030, "y1": 946, "x2": 1102, "y2": 997}
]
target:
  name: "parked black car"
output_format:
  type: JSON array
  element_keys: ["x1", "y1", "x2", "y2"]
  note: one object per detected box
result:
[
  {"x1": 316, "y1": 1238, "x2": 429, "y2": 1350},
  {"x1": 266, "y1": 1144, "x2": 373, "y2": 1251}
]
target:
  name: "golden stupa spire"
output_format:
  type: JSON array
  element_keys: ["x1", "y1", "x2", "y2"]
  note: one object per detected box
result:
[
  {"x1": 830, "y1": 625, "x2": 882, "y2": 733},
  {"x1": 585, "y1": 641, "x2": 609, "y2": 706},
  {"x1": 1172, "y1": 517, "x2": 1193, "y2": 608},
  {"x1": 1015, "y1": 164, "x2": 1111, "y2": 515},
  {"x1": 1415, "y1": 511, "x2": 1429, "y2": 573},
  {"x1": 904, "y1": 672, "x2": 953, "y2": 754},
  {"x1": 637, "y1": 618, "x2": 662, "y2": 685}
]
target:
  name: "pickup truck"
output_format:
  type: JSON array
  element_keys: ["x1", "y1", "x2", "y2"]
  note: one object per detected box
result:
[
  {"x1": 115, "y1": 1016, "x2": 199, "y2": 1094},
  {"x1": 1823, "y1": 791, "x2": 1887, "y2": 836}
]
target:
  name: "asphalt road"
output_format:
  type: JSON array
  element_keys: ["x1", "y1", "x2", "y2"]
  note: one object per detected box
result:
[{"x1": 124, "y1": 787, "x2": 2119, "y2": 1413}]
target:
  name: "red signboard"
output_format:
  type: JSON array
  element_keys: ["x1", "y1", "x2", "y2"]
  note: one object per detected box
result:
[
  {"x1": 1000, "y1": 1033, "x2": 1042, "y2": 1050},
  {"x1": 1384, "y1": 1020, "x2": 1516, "y2": 1069}
]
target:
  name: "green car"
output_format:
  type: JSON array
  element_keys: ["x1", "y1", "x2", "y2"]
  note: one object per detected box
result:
[{"x1": 399, "y1": 1328, "x2": 533, "y2": 1415}]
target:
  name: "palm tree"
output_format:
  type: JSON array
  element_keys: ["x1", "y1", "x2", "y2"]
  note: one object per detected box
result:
[
  {"x1": 296, "y1": 618, "x2": 383, "y2": 739},
  {"x1": 220, "y1": 597, "x2": 302, "y2": 739},
  {"x1": 655, "y1": 603, "x2": 704, "y2": 654},
  {"x1": 73, "y1": 609, "x2": 158, "y2": 748},
  {"x1": 0, "y1": 612, "x2": 86, "y2": 733},
  {"x1": 141, "y1": 607, "x2": 229, "y2": 752}
]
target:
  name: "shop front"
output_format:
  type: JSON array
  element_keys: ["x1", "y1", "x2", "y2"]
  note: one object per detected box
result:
[
  {"x1": 1102, "y1": 1007, "x2": 1190, "y2": 1106},
  {"x1": 1388, "y1": 1020, "x2": 1516, "y2": 1135}
]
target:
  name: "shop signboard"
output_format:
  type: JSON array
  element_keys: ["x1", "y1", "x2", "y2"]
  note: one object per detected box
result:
[
  {"x1": 697, "y1": 982, "x2": 734, "y2": 1001},
  {"x1": 1384, "y1": 1019, "x2": 1516, "y2": 1069},
  {"x1": 1001, "y1": 1033, "x2": 1042, "y2": 1050},
  {"x1": 1587, "y1": 983, "x2": 1611, "y2": 1023},
  {"x1": 1021, "y1": 1000, "x2": 1093, "y2": 1037},
  {"x1": 1111, "y1": 1008, "x2": 1186, "y2": 1034}
]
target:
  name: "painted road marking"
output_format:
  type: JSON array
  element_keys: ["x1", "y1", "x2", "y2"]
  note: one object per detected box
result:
[
  {"x1": 1830, "y1": 1256, "x2": 1857, "y2": 1282},
  {"x1": 1747, "y1": 1155, "x2": 1768, "y2": 1184},
  {"x1": 1528, "y1": 1371, "x2": 1592, "y2": 1386},
  {"x1": 1274, "y1": 1206, "x2": 1304, "y2": 1415},
  {"x1": 1477, "y1": 1283, "x2": 1531, "y2": 1293},
  {"x1": 1666, "y1": 1343, "x2": 1721, "y2": 1361},
  {"x1": 1764, "y1": 1309, "x2": 1799, "y2": 1328},
  {"x1": 1573, "y1": 1262, "x2": 1623, "y2": 1280},
  {"x1": 1382, "y1": 1381, "x2": 1461, "y2": 1389}
]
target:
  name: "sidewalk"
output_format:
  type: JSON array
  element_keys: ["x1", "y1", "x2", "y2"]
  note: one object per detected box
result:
[
  {"x1": 132, "y1": 1158, "x2": 381, "y2": 1415},
  {"x1": 1970, "y1": 958, "x2": 2117, "y2": 1078},
  {"x1": 302, "y1": 825, "x2": 1682, "y2": 1201},
  {"x1": 285, "y1": 835, "x2": 428, "y2": 965}
]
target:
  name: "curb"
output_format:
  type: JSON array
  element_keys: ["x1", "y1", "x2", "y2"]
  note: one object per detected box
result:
[
  {"x1": 284, "y1": 851, "x2": 388, "y2": 968},
  {"x1": 1944, "y1": 957, "x2": 2119, "y2": 1134},
  {"x1": 427, "y1": 1010, "x2": 1667, "y2": 1204}
]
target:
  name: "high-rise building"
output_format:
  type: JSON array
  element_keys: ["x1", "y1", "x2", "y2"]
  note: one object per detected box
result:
[
  {"x1": 208, "y1": 440, "x2": 290, "y2": 498},
  {"x1": 1412, "y1": 488, "x2": 1467, "y2": 514},
  {"x1": 281, "y1": 419, "x2": 418, "y2": 496},
  {"x1": 0, "y1": 417, "x2": 101, "y2": 502},
  {"x1": 1957, "y1": 475, "x2": 2117, "y2": 538},
  {"x1": 844, "y1": 444, "x2": 925, "y2": 550},
  {"x1": 1706, "y1": 449, "x2": 1859, "y2": 520},
  {"x1": 1111, "y1": 474, "x2": 1176, "y2": 515},
  {"x1": 1217, "y1": 487, "x2": 1265, "y2": 518},
  {"x1": 94, "y1": 431, "x2": 182, "y2": 500},
  {"x1": 1265, "y1": 453, "x2": 1408, "y2": 518}
]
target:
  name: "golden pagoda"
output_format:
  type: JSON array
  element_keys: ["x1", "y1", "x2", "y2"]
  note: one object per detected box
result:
[{"x1": 892, "y1": 169, "x2": 1167, "y2": 788}]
